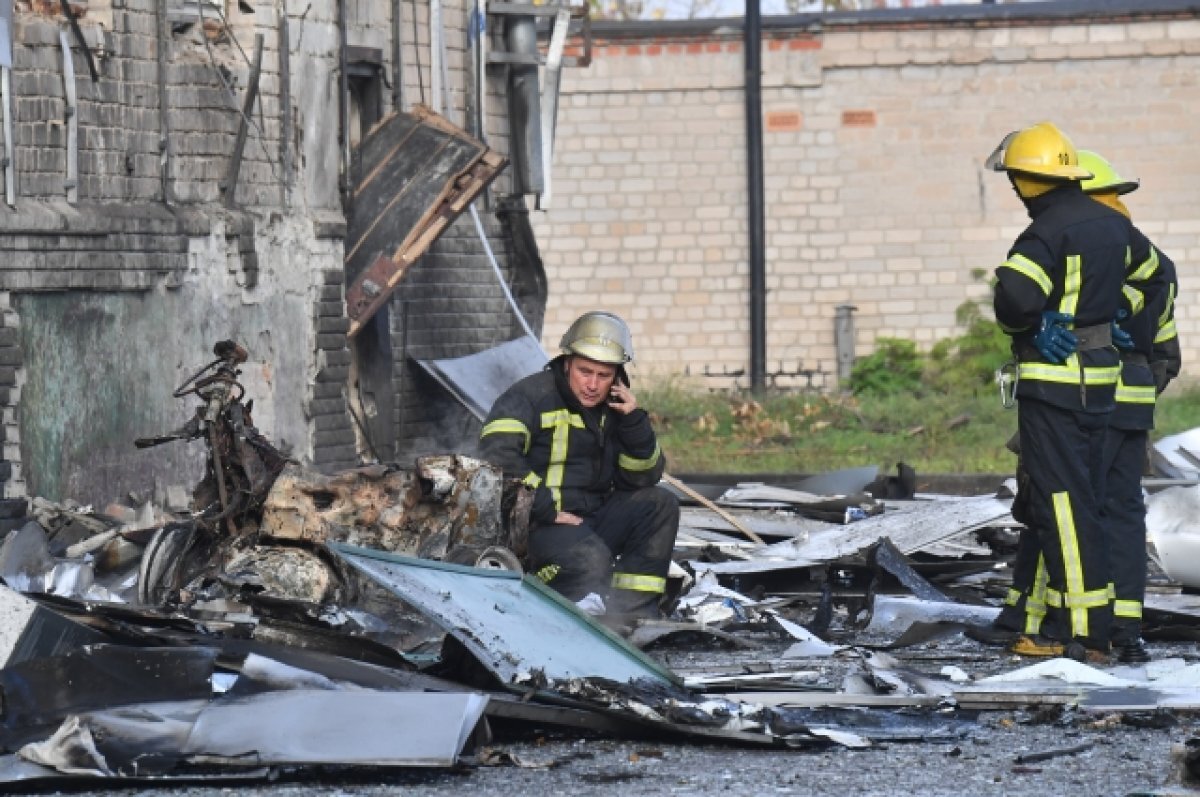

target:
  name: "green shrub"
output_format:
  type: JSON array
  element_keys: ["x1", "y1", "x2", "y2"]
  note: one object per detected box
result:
[
  {"x1": 927, "y1": 297, "x2": 1012, "y2": 395},
  {"x1": 848, "y1": 338, "x2": 924, "y2": 396}
]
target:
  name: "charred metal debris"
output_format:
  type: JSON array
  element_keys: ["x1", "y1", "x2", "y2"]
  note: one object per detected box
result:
[{"x1": 1, "y1": 344, "x2": 1200, "y2": 785}]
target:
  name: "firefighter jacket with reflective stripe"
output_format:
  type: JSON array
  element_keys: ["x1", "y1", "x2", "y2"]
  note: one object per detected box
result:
[
  {"x1": 1152, "y1": 250, "x2": 1183, "y2": 396},
  {"x1": 1112, "y1": 247, "x2": 1179, "y2": 430},
  {"x1": 479, "y1": 360, "x2": 666, "y2": 525},
  {"x1": 993, "y1": 182, "x2": 1164, "y2": 413}
]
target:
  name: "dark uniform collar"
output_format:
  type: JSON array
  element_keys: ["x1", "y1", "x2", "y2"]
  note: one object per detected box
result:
[{"x1": 1023, "y1": 180, "x2": 1084, "y2": 219}]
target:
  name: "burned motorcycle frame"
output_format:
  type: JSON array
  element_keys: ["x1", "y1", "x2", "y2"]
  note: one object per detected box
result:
[{"x1": 135, "y1": 341, "x2": 532, "y2": 612}]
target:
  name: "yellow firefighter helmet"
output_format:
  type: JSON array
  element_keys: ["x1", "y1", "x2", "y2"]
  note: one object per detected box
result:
[{"x1": 985, "y1": 122, "x2": 1093, "y2": 181}]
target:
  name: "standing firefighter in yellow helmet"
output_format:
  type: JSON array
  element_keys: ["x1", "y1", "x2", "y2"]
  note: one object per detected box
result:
[
  {"x1": 985, "y1": 122, "x2": 1165, "y2": 661},
  {"x1": 479, "y1": 311, "x2": 679, "y2": 622},
  {"x1": 1080, "y1": 149, "x2": 1180, "y2": 663}
]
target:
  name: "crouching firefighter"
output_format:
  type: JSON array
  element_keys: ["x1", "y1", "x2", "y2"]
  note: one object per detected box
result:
[{"x1": 479, "y1": 311, "x2": 680, "y2": 621}]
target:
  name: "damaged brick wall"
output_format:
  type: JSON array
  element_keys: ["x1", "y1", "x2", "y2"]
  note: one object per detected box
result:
[
  {"x1": 393, "y1": 211, "x2": 530, "y2": 462},
  {"x1": 0, "y1": 0, "x2": 530, "y2": 504}
]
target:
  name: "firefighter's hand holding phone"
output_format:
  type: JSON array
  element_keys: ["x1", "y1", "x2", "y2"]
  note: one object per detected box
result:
[{"x1": 607, "y1": 384, "x2": 637, "y2": 415}]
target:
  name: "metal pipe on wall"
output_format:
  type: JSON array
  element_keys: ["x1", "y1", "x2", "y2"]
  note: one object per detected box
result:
[
  {"x1": 835, "y1": 304, "x2": 857, "y2": 388},
  {"x1": 744, "y1": 0, "x2": 766, "y2": 394},
  {"x1": 392, "y1": 0, "x2": 405, "y2": 111},
  {"x1": 505, "y1": 16, "x2": 543, "y2": 195}
]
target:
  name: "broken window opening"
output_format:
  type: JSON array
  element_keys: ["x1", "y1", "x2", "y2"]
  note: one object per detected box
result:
[{"x1": 347, "y1": 47, "x2": 384, "y2": 150}]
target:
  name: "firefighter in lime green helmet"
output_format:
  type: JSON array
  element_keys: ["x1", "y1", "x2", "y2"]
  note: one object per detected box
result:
[
  {"x1": 1078, "y1": 149, "x2": 1140, "y2": 218},
  {"x1": 1076, "y1": 149, "x2": 1179, "y2": 663}
]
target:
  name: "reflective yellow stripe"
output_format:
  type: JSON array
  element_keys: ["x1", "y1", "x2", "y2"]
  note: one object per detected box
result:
[
  {"x1": 1017, "y1": 361, "x2": 1120, "y2": 385},
  {"x1": 1122, "y1": 284, "x2": 1145, "y2": 316},
  {"x1": 1001, "y1": 254, "x2": 1053, "y2": 295},
  {"x1": 618, "y1": 442, "x2": 662, "y2": 472},
  {"x1": 522, "y1": 472, "x2": 542, "y2": 488},
  {"x1": 1052, "y1": 491, "x2": 1089, "y2": 637},
  {"x1": 535, "y1": 564, "x2": 560, "y2": 583},
  {"x1": 1155, "y1": 283, "x2": 1177, "y2": 342},
  {"x1": 1025, "y1": 556, "x2": 1047, "y2": 635},
  {"x1": 481, "y1": 418, "x2": 531, "y2": 453},
  {"x1": 1062, "y1": 588, "x2": 1111, "y2": 609},
  {"x1": 1003, "y1": 587, "x2": 1023, "y2": 607},
  {"x1": 1114, "y1": 599, "x2": 1143, "y2": 619},
  {"x1": 1058, "y1": 255, "x2": 1081, "y2": 317},
  {"x1": 1116, "y1": 382, "x2": 1156, "y2": 405},
  {"x1": 611, "y1": 573, "x2": 666, "y2": 593},
  {"x1": 1129, "y1": 246, "x2": 1160, "y2": 281},
  {"x1": 541, "y1": 409, "x2": 585, "y2": 511},
  {"x1": 1154, "y1": 318, "x2": 1178, "y2": 344}
]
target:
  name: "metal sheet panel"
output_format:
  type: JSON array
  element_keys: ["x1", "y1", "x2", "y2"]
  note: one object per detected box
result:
[
  {"x1": 413, "y1": 335, "x2": 547, "y2": 420},
  {"x1": 181, "y1": 690, "x2": 488, "y2": 766},
  {"x1": 329, "y1": 544, "x2": 678, "y2": 686}
]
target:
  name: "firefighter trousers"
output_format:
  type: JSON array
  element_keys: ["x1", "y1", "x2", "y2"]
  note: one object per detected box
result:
[
  {"x1": 995, "y1": 523, "x2": 1048, "y2": 635},
  {"x1": 527, "y1": 486, "x2": 680, "y2": 612},
  {"x1": 1100, "y1": 425, "x2": 1149, "y2": 645},
  {"x1": 995, "y1": 454, "x2": 1050, "y2": 635},
  {"x1": 1016, "y1": 398, "x2": 1112, "y2": 649}
]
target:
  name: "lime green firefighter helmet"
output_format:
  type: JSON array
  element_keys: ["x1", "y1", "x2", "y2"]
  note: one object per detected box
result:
[{"x1": 1077, "y1": 149, "x2": 1140, "y2": 196}]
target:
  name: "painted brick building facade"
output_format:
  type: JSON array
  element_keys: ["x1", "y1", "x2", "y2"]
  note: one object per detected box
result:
[{"x1": 533, "y1": 1, "x2": 1200, "y2": 391}]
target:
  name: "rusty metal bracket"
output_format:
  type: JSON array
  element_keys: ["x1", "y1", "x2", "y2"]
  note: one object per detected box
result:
[{"x1": 486, "y1": 2, "x2": 591, "y2": 68}]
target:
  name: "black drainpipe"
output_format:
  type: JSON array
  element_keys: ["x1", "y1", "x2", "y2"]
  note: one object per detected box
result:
[{"x1": 744, "y1": 0, "x2": 766, "y2": 394}]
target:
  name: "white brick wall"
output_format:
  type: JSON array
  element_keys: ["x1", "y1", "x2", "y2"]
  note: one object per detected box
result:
[{"x1": 534, "y1": 14, "x2": 1200, "y2": 390}]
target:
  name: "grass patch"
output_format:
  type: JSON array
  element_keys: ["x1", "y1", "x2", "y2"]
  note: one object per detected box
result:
[{"x1": 643, "y1": 380, "x2": 1200, "y2": 476}]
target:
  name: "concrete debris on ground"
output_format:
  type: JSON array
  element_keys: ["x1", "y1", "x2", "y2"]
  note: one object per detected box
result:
[{"x1": 2, "y1": 350, "x2": 1200, "y2": 791}]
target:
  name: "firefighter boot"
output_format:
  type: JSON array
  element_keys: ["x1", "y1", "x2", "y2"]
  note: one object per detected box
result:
[
  {"x1": 1064, "y1": 639, "x2": 1111, "y2": 665},
  {"x1": 606, "y1": 587, "x2": 663, "y2": 622},
  {"x1": 596, "y1": 589, "x2": 662, "y2": 636},
  {"x1": 965, "y1": 621, "x2": 1020, "y2": 647},
  {"x1": 1116, "y1": 638, "x2": 1151, "y2": 664},
  {"x1": 1010, "y1": 634, "x2": 1064, "y2": 658}
]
